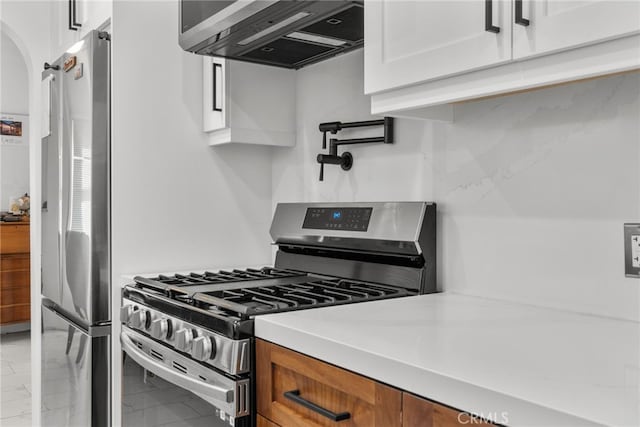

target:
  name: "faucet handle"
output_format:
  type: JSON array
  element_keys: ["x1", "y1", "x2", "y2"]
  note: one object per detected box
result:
[{"x1": 317, "y1": 153, "x2": 353, "y2": 182}]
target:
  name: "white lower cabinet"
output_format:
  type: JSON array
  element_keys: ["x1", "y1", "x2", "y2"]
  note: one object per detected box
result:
[{"x1": 202, "y1": 57, "x2": 296, "y2": 147}]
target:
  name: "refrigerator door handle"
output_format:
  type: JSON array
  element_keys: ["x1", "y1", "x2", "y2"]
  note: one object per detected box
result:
[
  {"x1": 120, "y1": 331, "x2": 234, "y2": 403},
  {"x1": 42, "y1": 298, "x2": 110, "y2": 337},
  {"x1": 58, "y1": 113, "x2": 66, "y2": 305}
]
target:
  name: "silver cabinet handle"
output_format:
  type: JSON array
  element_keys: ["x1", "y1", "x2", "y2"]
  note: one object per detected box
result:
[{"x1": 120, "y1": 331, "x2": 234, "y2": 403}]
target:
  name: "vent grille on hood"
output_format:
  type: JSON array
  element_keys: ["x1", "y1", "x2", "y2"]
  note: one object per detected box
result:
[
  {"x1": 300, "y1": 5, "x2": 363, "y2": 43},
  {"x1": 243, "y1": 38, "x2": 338, "y2": 65}
]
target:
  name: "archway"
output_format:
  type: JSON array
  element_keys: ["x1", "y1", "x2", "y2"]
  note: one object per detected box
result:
[{"x1": 1, "y1": 26, "x2": 31, "y2": 216}]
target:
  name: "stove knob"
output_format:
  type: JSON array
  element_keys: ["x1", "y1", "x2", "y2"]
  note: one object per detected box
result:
[
  {"x1": 174, "y1": 328, "x2": 193, "y2": 352},
  {"x1": 120, "y1": 305, "x2": 134, "y2": 324},
  {"x1": 192, "y1": 336, "x2": 216, "y2": 361},
  {"x1": 130, "y1": 309, "x2": 149, "y2": 330},
  {"x1": 150, "y1": 318, "x2": 169, "y2": 340}
]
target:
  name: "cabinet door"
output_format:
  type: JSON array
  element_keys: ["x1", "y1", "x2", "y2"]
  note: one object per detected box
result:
[
  {"x1": 52, "y1": 0, "x2": 111, "y2": 56},
  {"x1": 256, "y1": 339, "x2": 401, "y2": 427},
  {"x1": 513, "y1": 0, "x2": 640, "y2": 59},
  {"x1": 202, "y1": 57, "x2": 227, "y2": 132},
  {"x1": 365, "y1": 0, "x2": 512, "y2": 94},
  {"x1": 403, "y1": 393, "x2": 495, "y2": 427},
  {"x1": 257, "y1": 415, "x2": 280, "y2": 427},
  {"x1": 75, "y1": 0, "x2": 111, "y2": 33},
  {"x1": 52, "y1": 0, "x2": 78, "y2": 56}
]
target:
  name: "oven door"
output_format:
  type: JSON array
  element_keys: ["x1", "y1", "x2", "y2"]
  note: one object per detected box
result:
[{"x1": 121, "y1": 327, "x2": 250, "y2": 427}]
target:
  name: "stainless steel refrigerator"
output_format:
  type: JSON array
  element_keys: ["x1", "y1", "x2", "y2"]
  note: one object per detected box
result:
[{"x1": 41, "y1": 30, "x2": 110, "y2": 427}]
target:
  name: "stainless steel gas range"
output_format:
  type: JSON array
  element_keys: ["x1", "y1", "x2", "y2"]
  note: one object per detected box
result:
[{"x1": 120, "y1": 202, "x2": 436, "y2": 426}]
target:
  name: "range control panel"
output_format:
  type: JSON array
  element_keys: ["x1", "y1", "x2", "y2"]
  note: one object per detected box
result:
[{"x1": 303, "y1": 207, "x2": 372, "y2": 231}]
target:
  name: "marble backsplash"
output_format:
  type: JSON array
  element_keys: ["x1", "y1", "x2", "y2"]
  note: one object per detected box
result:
[{"x1": 272, "y1": 50, "x2": 640, "y2": 321}]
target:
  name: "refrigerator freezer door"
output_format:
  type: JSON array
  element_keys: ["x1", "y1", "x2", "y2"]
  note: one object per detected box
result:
[
  {"x1": 41, "y1": 69, "x2": 62, "y2": 307},
  {"x1": 41, "y1": 30, "x2": 110, "y2": 325},
  {"x1": 41, "y1": 303, "x2": 110, "y2": 427}
]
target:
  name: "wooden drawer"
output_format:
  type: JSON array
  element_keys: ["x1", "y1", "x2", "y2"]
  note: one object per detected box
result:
[
  {"x1": 0, "y1": 303, "x2": 30, "y2": 324},
  {"x1": 0, "y1": 253, "x2": 30, "y2": 271},
  {"x1": 257, "y1": 415, "x2": 280, "y2": 427},
  {"x1": 1, "y1": 286, "x2": 30, "y2": 306},
  {"x1": 0, "y1": 224, "x2": 29, "y2": 254},
  {"x1": 403, "y1": 393, "x2": 495, "y2": 427},
  {"x1": 0, "y1": 270, "x2": 29, "y2": 290},
  {"x1": 257, "y1": 339, "x2": 401, "y2": 427},
  {"x1": 0, "y1": 251, "x2": 30, "y2": 325}
]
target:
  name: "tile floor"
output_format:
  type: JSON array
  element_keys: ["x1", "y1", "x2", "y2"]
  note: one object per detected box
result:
[{"x1": 0, "y1": 331, "x2": 32, "y2": 427}]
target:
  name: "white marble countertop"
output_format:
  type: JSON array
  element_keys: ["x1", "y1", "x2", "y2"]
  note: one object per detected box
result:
[{"x1": 254, "y1": 293, "x2": 640, "y2": 427}]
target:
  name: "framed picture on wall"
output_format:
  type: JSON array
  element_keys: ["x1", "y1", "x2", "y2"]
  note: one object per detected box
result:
[{"x1": 1, "y1": 113, "x2": 28, "y2": 146}]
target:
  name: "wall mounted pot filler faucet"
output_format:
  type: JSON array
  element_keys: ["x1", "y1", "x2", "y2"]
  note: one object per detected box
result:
[{"x1": 316, "y1": 117, "x2": 394, "y2": 181}]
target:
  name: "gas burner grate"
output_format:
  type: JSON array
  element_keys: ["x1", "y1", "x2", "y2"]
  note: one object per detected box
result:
[
  {"x1": 136, "y1": 267, "x2": 303, "y2": 288},
  {"x1": 193, "y1": 278, "x2": 415, "y2": 318}
]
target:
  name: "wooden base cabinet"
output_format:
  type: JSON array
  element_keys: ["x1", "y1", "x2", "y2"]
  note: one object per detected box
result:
[
  {"x1": 403, "y1": 393, "x2": 493, "y2": 427},
  {"x1": 256, "y1": 339, "x2": 402, "y2": 427},
  {"x1": 257, "y1": 339, "x2": 496, "y2": 427},
  {"x1": 257, "y1": 415, "x2": 280, "y2": 427},
  {"x1": 0, "y1": 223, "x2": 30, "y2": 325}
]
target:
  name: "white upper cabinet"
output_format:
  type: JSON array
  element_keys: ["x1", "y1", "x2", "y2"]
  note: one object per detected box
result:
[
  {"x1": 75, "y1": 0, "x2": 112, "y2": 36},
  {"x1": 51, "y1": 0, "x2": 111, "y2": 57},
  {"x1": 365, "y1": 0, "x2": 640, "y2": 116},
  {"x1": 202, "y1": 57, "x2": 296, "y2": 147},
  {"x1": 512, "y1": 0, "x2": 640, "y2": 59},
  {"x1": 365, "y1": 0, "x2": 512, "y2": 94},
  {"x1": 203, "y1": 57, "x2": 226, "y2": 133}
]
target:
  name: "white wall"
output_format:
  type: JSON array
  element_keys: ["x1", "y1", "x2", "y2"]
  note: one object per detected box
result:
[
  {"x1": 111, "y1": 0, "x2": 273, "y2": 282},
  {"x1": 0, "y1": 1, "x2": 51, "y2": 424},
  {"x1": 0, "y1": 33, "x2": 30, "y2": 211},
  {"x1": 0, "y1": 33, "x2": 28, "y2": 113},
  {"x1": 272, "y1": 50, "x2": 640, "y2": 322},
  {"x1": 110, "y1": 2, "x2": 274, "y2": 422}
]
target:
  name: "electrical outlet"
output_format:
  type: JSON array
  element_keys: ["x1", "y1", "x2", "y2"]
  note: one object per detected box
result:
[{"x1": 624, "y1": 223, "x2": 640, "y2": 278}]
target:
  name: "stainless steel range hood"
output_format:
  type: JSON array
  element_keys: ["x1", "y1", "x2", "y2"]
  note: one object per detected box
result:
[{"x1": 179, "y1": 0, "x2": 364, "y2": 69}]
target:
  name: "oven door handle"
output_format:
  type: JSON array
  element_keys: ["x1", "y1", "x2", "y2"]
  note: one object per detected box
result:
[{"x1": 121, "y1": 331, "x2": 234, "y2": 403}]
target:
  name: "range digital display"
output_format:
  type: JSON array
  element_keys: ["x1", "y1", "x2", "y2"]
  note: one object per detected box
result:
[{"x1": 302, "y1": 207, "x2": 372, "y2": 232}]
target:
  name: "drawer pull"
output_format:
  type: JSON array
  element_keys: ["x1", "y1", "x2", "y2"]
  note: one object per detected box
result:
[{"x1": 284, "y1": 389, "x2": 351, "y2": 422}]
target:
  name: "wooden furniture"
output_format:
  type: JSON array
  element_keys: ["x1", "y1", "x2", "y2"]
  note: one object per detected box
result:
[
  {"x1": 257, "y1": 339, "x2": 402, "y2": 427},
  {"x1": 257, "y1": 415, "x2": 281, "y2": 427},
  {"x1": 1, "y1": 221, "x2": 30, "y2": 325},
  {"x1": 257, "y1": 339, "x2": 496, "y2": 427},
  {"x1": 403, "y1": 393, "x2": 493, "y2": 427}
]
